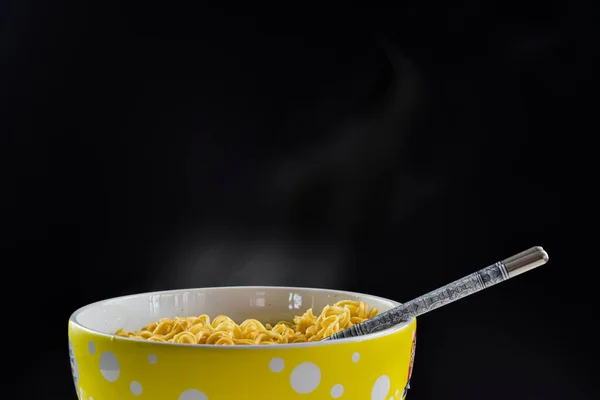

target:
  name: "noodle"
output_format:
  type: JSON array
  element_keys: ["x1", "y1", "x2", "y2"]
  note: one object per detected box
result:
[{"x1": 115, "y1": 300, "x2": 378, "y2": 345}]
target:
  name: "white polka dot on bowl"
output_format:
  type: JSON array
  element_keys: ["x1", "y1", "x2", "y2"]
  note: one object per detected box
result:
[
  {"x1": 290, "y1": 362, "x2": 321, "y2": 394},
  {"x1": 130, "y1": 381, "x2": 142, "y2": 396},
  {"x1": 99, "y1": 352, "x2": 120, "y2": 382},
  {"x1": 178, "y1": 389, "x2": 209, "y2": 400},
  {"x1": 88, "y1": 341, "x2": 96, "y2": 355},
  {"x1": 269, "y1": 357, "x2": 284, "y2": 373},
  {"x1": 371, "y1": 375, "x2": 390, "y2": 400},
  {"x1": 330, "y1": 383, "x2": 344, "y2": 398}
]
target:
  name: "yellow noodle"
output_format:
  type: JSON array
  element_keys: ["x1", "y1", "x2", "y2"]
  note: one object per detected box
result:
[{"x1": 116, "y1": 300, "x2": 378, "y2": 345}]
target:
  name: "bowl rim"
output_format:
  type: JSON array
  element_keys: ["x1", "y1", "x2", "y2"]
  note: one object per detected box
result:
[{"x1": 69, "y1": 285, "x2": 415, "y2": 349}]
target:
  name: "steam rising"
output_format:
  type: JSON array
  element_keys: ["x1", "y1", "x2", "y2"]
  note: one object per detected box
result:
[{"x1": 155, "y1": 40, "x2": 433, "y2": 291}]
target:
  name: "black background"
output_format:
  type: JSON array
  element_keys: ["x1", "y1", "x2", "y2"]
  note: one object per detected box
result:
[{"x1": 3, "y1": 2, "x2": 596, "y2": 399}]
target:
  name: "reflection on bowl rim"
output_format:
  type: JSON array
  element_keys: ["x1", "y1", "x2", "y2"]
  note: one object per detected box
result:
[{"x1": 69, "y1": 285, "x2": 415, "y2": 349}]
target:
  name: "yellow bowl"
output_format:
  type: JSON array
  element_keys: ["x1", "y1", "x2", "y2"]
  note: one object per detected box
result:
[{"x1": 68, "y1": 286, "x2": 417, "y2": 400}]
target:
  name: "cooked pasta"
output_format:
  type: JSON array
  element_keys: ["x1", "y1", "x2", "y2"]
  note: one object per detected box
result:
[{"x1": 115, "y1": 300, "x2": 378, "y2": 345}]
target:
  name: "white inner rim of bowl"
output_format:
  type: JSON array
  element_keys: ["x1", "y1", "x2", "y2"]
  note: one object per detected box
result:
[{"x1": 70, "y1": 286, "x2": 414, "y2": 348}]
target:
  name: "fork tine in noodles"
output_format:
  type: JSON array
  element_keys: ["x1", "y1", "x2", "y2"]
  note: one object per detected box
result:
[{"x1": 116, "y1": 300, "x2": 379, "y2": 345}]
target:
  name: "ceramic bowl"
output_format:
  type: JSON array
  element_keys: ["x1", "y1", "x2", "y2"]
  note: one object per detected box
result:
[{"x1": 68, "y1": 286, "x2": 417, "y2": 400}]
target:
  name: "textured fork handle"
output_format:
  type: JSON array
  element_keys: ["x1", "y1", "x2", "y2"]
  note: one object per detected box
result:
[{"x1": 324, "y1": 246, "x2": 548, "y2": 340}]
